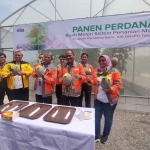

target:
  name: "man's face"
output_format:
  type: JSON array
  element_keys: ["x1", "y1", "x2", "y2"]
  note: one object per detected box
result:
[
  {"x1": 59, "y1": 57, "x2": 66, "y2": 65},
  {"x1": 44, "y1": 54, "x2": 52, "y2": 65},
  {"x1": 14, "y1": 52, "x2": 23, "y2": 62},
  {"x1": 66, "y1": 51, "x2": 74, "y2": 63},
  {"x1": 0, "y1": 55, "x2": 6, "y2": 64},
  {"x1": 39, "y1": 55, "x2": 44, "y2": 61}
]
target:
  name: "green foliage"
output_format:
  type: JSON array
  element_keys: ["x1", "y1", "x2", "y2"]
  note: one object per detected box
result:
[
  {"x1": 37, "y1": 49, "x2": 100, "y2": 68},
  {"x1": 27, "y1": 24, "x2": 47, "y2": 45},
  {"x1": 102, "y1": 48, "x2": 133, "y2": 75}
]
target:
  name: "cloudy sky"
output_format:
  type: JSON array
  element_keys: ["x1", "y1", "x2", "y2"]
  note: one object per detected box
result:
[{"x1": 0, "y1": 0, "x2": 31, "y2": 22}]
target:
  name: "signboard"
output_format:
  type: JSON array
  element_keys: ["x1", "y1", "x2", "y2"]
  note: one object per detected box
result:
[{"x1": 13, "y1": 12, "x2": 150, "y2": 50}]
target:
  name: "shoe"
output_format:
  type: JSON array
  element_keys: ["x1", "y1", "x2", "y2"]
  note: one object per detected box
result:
[
  {"x1": 101, "y1": 136, "x2": 108, "y2": 144},
  {"x1": 95, "y1": 138, "x2": 100, "y2": 143}
]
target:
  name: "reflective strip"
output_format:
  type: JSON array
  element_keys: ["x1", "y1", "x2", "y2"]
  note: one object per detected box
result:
[
  {"x1": 52, "y1": 75, "x2": 57, "y2": 78},
  {"x1": 114, "y1": 84, "x2": 121, "y2": 90},
  {"x1": 59, "y1": 72, "x2": 63, "y2": 75},
  {"x1": 114, "y1": 80, "x2": 121, "y2": 82},
  {"x1": 73, "y1": 78, "x2": 81, "y2": 81},
  {"x1": 44, "y1": 90, "x2": 53, "y2": 94},
  {"x1": 75, "y1": 88, "x2": 81, "y2": 92},
  {"x1": 80, "y1": 71, "x2": 85, "y2": 75},
  {"x1": 111, "y1": 95, "x2": 119, "y2": 99}
]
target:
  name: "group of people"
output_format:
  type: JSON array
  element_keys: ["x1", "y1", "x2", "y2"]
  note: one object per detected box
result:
[{"x1": 0, "y1": 49, "x2": 122, "y2": 144}]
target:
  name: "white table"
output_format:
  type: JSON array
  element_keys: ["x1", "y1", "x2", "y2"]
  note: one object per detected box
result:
[{"x1": 0, "y1": 101, "x2": 95, "y2": 150}]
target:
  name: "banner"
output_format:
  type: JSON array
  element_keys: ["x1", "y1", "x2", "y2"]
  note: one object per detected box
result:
[{"x1": 13, "y1": 12, "x2": 150, "y2": 50}]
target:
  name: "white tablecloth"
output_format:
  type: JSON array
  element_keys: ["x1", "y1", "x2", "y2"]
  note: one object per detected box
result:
[{"x1": 0, "y1": 101, "x2": 95, "y2": 150}]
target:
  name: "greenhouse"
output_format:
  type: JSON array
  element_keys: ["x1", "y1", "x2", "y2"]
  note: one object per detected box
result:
[
  {"x1": 0, "y1": 0, "x2": 150, "y2": 149},
  {"x1": 1, "y1": 0, "x2": 150, "y2": 96}
]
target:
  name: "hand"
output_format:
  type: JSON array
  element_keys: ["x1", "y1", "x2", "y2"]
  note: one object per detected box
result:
[
  {"x1": 35, "y1": 73, "x2": 44, "y2": 78},
  {"x1": 40, "y1": 74, "x2": 44, "y2": 78},
  {"x1": 87, "y1": 75, "x2": 92, "y2": 83},
  {"x1": 102, "y1": 87, "x2": 111, "y2": 92},
  {"x1": 9, "y1": 73, "x2": 15, "y2": 76},
  {"x1": 18, "y1": 71, "x2": 26, "y2": 76},
  {"x1": 94, "y1": 94, "x2": 97, "y2": 100},
  {"x1": 75, "y1": 74, "x2": 82, "y2": 79}
]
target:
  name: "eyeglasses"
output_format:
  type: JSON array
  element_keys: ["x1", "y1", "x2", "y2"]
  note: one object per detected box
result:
[{"x1": 99, "y1": 60, "x2": 106, "y2": 62}]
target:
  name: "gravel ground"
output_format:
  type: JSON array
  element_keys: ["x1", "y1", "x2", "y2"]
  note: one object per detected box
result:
[{"x1": 95, "y1": 110, "x2": 150, "y2": 150}]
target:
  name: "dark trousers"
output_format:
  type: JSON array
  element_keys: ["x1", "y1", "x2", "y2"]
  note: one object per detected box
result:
[
  {"x1": 78, "y1": 84, "x2": 92, "y2": 108},
  {"x1": 55, "y1": 84, "x2": 62, "y2": 104},
  {"x1": 60, "y1": 95, "x2": 79, "y2": 106},
  {"x1": 94, "y1": 100, "x2": 117, "y2": 138},
  {"x1": 0, "y1": 87, "x2": 10, "y2": 106},
  {"x1": 36, "y1": 95, "x2": 52, "y2": 104},
  {"x1": 9, "y1": 88, "x2": 29, "y2": 101}
]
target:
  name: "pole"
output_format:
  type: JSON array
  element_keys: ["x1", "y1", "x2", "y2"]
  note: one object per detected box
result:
[
  {"x1": 55, "y1": 0, "x2": 56, "y2": 21},
  {"x1": 0, "y1": 24, "x2": 1, "y2": 50},
  {"x1": 133, "y1": 48, "x2": 135, "y2": 83},
  {"x1": 90, "y1": 0, "x2": 92, "y2": 17}
]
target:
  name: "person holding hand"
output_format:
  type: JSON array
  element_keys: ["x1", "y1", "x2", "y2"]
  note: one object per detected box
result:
[
  {"x1": 94, "y1": 55, "x2": 122, "y2": 144},
  {"x1": 58, "y1": 50, "x2": 86, "y2": 106},
  {"x1": 32, "y1": 52, "x2": 57, "y2": 104},
  {"x1": 1, "y1": 50, "x2": 33, "y2": 101}
]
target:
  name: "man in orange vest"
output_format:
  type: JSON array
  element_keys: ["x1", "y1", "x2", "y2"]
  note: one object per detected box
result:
[
  {"x1": 32, "y1": 52, "x2": 57, "y2": 104},
  {"x1": 58, "y1": 50, "x2": 92, "y2": 106}
]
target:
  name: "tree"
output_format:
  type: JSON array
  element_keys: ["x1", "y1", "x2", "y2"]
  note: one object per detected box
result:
[{"x1": 102, "y1": 48, "x2": 133, "y2": 75}]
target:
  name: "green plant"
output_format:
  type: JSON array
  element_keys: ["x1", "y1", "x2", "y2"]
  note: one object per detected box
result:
[{"x1": 27, "y1": 24, "x2": 47, "y2": 45}]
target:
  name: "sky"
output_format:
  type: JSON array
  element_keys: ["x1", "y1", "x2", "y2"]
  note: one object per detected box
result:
[{"x1": 0, "y1": 0, "x2": 31, "y2": 22}]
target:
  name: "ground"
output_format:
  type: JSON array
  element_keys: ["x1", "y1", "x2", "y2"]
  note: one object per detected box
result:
[{"x1": 95, "y1": 110, "x2": 150, "y2": 150}]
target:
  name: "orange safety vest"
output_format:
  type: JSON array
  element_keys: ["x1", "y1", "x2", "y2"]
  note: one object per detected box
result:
[
  {"x1": 55, "y1": 64, "x2": 62, "y2": 85},
  {"x1": 58, "y1": 61, "x2": 86, "y2": 97},
  {"x1": 82, "y1": 63, "x2": 96, "y2": 85},
  {"x1": 32, "y1": 64, "x2": 57, "y2": 97},
  {"x1": 94, "y1": 68, "x2": 123, "y2": 104}
]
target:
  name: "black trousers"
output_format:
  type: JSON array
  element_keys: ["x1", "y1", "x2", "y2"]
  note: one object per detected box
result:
[
  {"x1": 60, "y1": 95, "x2": 79, "y2": 106},
  {"x1": 55, "y1": 84, "x2": 62, "y2": 104},
  {"x1": 78, "y1": 83, "x2": 92, "y2": 108},
  {"x1": 36, "y1": 95, "x2": 52, "y2": 104},
  {"x1": 9, "y1": 88, "x2": 29, "y2": 101},
  {"x1": 0, "y1": 87, "x2": 10, "y2": 106}
]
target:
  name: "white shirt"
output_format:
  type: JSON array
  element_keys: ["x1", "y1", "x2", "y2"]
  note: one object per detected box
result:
[
  {"x1": 35, "y1": 77, "x2": 43, "y2": 95},
  {"x1": 96, "y1": 76, "x2": 109, "y2": 103},
  {"x1": 14, "y1": 75, "x2": 23, "y2": 89}
]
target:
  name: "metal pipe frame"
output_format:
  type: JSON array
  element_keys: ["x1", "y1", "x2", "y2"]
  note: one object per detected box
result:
[
  {"x1": 29, "y1": 5, "x2": 53, "y2": 21},
  {"x1": 132, "y1": 48, "x2": 135, "y2": 83},
  {"x1": 102, "y1": 0, "x2": 107, "y2": 16},
  {"x1": 49, "y1": 0, "x2": 63, "y2": 20},
  {"x1": 55, "y1": 0, "x2": 56, "y2": 21},
  {"x1": 0, "y1": 0, "x2": 37, "y2": 24},
  {"x1": 143, "y1": 0, "x2": 150, "y2": 7},
  {"x1": 90, "y1": 0, "x2": 92, "y2": 17},
  {"x1": 1, "y1": 6, "x2": 27, "y2": 42},
  {"x1": 0, "y1": 23, "x2": 1, "y2": 49},
  {"x1": 93, "y1": 0, "x2": 115, "y2": 17}
]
